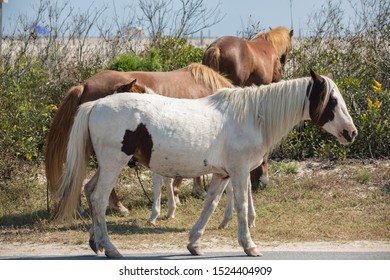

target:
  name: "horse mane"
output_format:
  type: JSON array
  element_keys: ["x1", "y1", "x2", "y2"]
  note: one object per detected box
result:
[
  {"x1": 255, "y1": 26, "x2": 293, "y2": 57},
  {"x1": 212, "y1": 77, "x2": 312, "y2": 151},
  {"x1": 185, "y1": 63, "x2": 235, "y2": 90}
]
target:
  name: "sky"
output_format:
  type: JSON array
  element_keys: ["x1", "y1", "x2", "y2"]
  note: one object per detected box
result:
[{"x1": 2, "y1": 0, "x2": 356, "y2": 38}]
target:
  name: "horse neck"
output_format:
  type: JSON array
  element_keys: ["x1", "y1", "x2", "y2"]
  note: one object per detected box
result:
[
  {"x1": 253, "y1": 34, "x2": 289, "y2": 58},
  {"x1": 257, "y1": 78, "x2": 310, "y2": 151}
]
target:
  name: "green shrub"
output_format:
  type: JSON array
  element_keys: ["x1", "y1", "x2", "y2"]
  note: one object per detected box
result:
[
  {"x1": 0, "y1": 58, "x2": 57, "y2": 163},
  {"x1": 108, "y1": 49, "x2": 162, "y2": 72},
  {"x1": 151, "y1": 36, "x2": 204, "y2": 71}
]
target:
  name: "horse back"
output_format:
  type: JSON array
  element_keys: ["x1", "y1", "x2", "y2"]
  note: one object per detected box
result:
[
  {"x1": 203, "y1": 36, "x2": 253, "y2": 86},
  {"x1": 124, "y1": 71, "x2": 215, "y2": 99},
  {"x1": 80, "y1": 70, "x2": 135, "y2": 103}
]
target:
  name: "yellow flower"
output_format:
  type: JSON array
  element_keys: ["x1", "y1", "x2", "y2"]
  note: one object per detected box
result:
[
  {"x1": 371, "y1": 79, "x2": 382, "y2": 94},
  {"x1": 19, "y1": 55, "x2": 26, "y2": 69},
  {"x1": 25, "y1": 153, "x2": 32, "y2": 161},
  {"x1": 367, "y1": 97, "x2": 381, "y2": 110},
  {"x1": 362, "y1": 113, "x2": 367, "y2": 120},
  {"x1": 47, "y1": 104, "x2": 58, "y2": 111}
]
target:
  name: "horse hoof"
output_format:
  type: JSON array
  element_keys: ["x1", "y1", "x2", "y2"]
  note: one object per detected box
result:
[
  {"x1": 218, "y1": 222, "x2": 228, "y2": 229},
  {"x1": 147, "y1": 219, "x2": 157, "y2": 225},
  {"x1": 89, "y1": 240, "x2": 99, "y2": 254},
  {"x1": 117, "y1": 208, "x2": 130, "y2": 216},
  {"x1": 244, "y1": 247, "x2": 262, "y2": 257},
  {"x1": 187, "y1": 244, "x2": 204, "y2": 256},
  {"x1": 105, "y1": 249, "x2": 123, "y2": 258}
]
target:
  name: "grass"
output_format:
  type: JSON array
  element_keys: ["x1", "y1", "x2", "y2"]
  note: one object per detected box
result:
[{"x1": 0, "y1": 159, "x2": 389, "y2": 251}]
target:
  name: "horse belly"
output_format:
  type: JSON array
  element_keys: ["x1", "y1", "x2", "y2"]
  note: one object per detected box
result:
[{"x1": 147, "y1": 125, "x2": 220, "y2": 178}]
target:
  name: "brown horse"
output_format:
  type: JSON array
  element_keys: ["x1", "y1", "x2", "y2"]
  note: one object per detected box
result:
[
  {"x1": 202, "y1": 26, "x2": 293, "y2": 190},
  {"x1": 45, "y1": 63, "x2": 235, "y2": 214},
  {"x1": 202, "y1": 26, "x2": 293, "y2": 86}
]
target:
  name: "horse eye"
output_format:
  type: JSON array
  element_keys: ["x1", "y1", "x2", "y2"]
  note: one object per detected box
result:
[{"x1": 329, "y1": 97, "x2": 337, "y2": 108}]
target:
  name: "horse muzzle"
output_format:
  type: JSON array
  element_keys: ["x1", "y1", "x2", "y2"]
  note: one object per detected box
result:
[{"x1": 339, "y1": 128, "x2": 358, "y2": 144}]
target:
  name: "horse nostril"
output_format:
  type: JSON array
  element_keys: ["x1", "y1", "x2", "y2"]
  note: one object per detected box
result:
[{"x1": 342, "y1": 129, "x2": 353, "y2": 142}]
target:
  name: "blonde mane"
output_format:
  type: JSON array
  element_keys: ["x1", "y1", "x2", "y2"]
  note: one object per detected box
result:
[
  {"x1": 212, "y1": 77, "x2": 311, "y2": 151},
  {"x1": 255, "y1": 26, "x2": 293, "y2": 57},
  {"x1": 185, "y1": 63, "x2": 235, "y2": 90}
]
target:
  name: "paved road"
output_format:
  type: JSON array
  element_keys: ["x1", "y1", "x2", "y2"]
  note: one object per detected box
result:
[{"x1": 2, "y1": 250, "x2": 389, "y2": 260}]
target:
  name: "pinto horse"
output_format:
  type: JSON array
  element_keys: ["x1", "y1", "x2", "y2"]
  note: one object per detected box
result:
[
  {"x1": 202, "y1": 26, "x2": 293, "y2": 191},
  {"x1": 53, "y1": 69, "x2": 357, "y2": 258},
  {"x1": 45, "y1": 63, "x2": 239, "y2": 218}
]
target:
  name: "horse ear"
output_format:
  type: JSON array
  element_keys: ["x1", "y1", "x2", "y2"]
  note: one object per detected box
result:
[
  {"x1": 323, "y1": 73, "x2": 333, "y2": 79},
  {"x1": 115, "y1": 79, "x2": 137, "y2": 93},
  {"x1": 310, "y1": 69, "x2": 325, "y2": 84},
  {"x1": 129, "y1": 79, "x2": 137, "y2": 87},
  {"x1": 289, "y1": 29, "x2": 294, "y2": 37}
]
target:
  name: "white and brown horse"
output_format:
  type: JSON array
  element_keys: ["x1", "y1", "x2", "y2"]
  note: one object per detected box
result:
[
  {"x1": 53, "y1": 69, "x2": 357, "y2": 258},
  {"x1": 45, "y1": 63, "x2": 257, "y2": 226},
  {"x1": 203, "y1": 26, "x2": 294, "y2": 190},
  {"x1": 45, "y1": 63, "x2": 233, "y2": 214}
]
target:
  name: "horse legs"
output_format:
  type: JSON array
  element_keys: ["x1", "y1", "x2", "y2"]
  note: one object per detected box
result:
[
  {"x1": 84, "y1": 170, "x2": 100, "y2": 251},
  {"x1": 231, "y1": 172, "x2": 261, "y2": 257},
  {"x1": 148, "y1": 174, "x2": 163, "y2": 224},
  {"x1": 218, "y1": 181, "x2": 234, "y2": 229},
  {"x1": 108, "y1": 190, "x2": 129, "y2": 216},
  {"x1": 148, "y1": 175, "x2": 176, "y2": 224},
  {"x1": 219, "y1": 180, "x2": 256, "y2": 229},
  {"x1": 172, "y1": 177, "x2": 183, "y2": 205},
  {"x1": 173, "y1": 176, "x2": 206, "y2": 204},
  {"x1": 250, "y1": 155, "x2": 269, "y2": 191},
  {"x1": 89, "y1": 167, "x2": 123, "y2": 258},
  {"x1": 187, "y1": 174, "x2": 229, "y2": 255},
  {"x1": 165, "y1": 177, "x2": 176, "y2": 219},
  {"x1": 247, "y1": 184, "x2": 256, "y2": 228},
  {"x1": 192, "y1": 177, "x2": 207, "y2": 197}
]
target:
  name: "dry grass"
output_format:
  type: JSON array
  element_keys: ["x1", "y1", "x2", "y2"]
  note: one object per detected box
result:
[{"x1": 0, "y1": 159, "x2": 389, "y2": 251}]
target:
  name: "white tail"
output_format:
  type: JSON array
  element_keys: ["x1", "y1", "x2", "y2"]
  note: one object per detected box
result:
[{"x1": 52, "y1": 101, "x2": 96, "y2": 222}]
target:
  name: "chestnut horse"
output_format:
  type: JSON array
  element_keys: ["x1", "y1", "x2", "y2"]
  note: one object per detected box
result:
[
  {"x1": 202, "y1": 26, "x2": 293, "y2": 190},
  {"x1": 45, "y1": 63, "x2": 234, "y2": 215},
  {"x1": 202, "y1": 26, "x2": 293, "y2": 86}
]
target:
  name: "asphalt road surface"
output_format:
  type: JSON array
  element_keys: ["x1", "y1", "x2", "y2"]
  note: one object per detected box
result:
[{"x1": 1, "y1": 250, "x2": 389, "y2": 260}]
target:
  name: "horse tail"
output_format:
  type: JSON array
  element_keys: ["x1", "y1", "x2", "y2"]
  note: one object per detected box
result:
[
  {"x1": 45, "y1": 85, "x2": 85, "y2": 195},
  {"x1": 202, "y1": 46, "x2": 220, "y2": 72},
  {"x1": 52, "y1": 101, "x2": 95, "y2": 223}
]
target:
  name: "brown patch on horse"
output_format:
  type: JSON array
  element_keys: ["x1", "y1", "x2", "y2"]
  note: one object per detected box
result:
[
  {"x1": 186, "y1": 63, "x2": 234, "y2": 91},
  {"x1": 121, "y1": 123, "x2": 153, "y2": 167},
  {"x1": 308, "y1": 69, "x2": 333, "y2": 126}
]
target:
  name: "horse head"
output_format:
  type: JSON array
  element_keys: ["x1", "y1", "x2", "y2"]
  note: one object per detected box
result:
[
  {"x1": 114, "y1": 79, "x2": 146, "y2": 94},
  {"x1": 280, "y1": 29, "x2": 293, "y2": 65},
  {"x1": 256, "y1": 26, "x2": 294, "y2": 66},
  {"x1": 308, "y1": 69, "x2": 358, "y2": 145}
]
